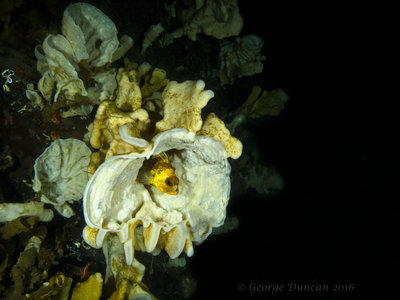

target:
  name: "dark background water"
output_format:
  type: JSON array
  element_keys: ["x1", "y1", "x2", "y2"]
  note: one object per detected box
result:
[{"x1": 189, "y1": 2, "x2": 397, "y2": 299}]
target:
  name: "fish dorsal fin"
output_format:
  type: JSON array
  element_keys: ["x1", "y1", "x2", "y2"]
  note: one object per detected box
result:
[{"x1": 155, "y1": 152, "x2": 169, "y2": 163}]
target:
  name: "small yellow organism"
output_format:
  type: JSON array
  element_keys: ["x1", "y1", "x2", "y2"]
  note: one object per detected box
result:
[
  {"x1": 137, "y1": 152, "x2": 179, "y2": 195},
  {"x1": 2, "y1": 69, "x2": 14, "y2": 92}
]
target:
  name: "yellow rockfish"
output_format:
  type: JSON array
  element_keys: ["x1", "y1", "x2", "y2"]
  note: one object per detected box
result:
[{"x1": 137, "y1": 152, "x2": 179, "y2": 195}]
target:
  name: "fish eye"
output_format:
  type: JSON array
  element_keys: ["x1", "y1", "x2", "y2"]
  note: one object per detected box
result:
[{"x1": 165, "y1": 178, "x2": 172, "y2": 186}]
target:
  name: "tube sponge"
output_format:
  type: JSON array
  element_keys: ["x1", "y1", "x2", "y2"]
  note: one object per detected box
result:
[{"x1": 0, "y1": 202, "x2": 53, "y2": 223}]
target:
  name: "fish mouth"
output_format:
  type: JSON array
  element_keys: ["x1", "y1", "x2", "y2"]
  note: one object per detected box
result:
[{"x1": 167, "y1": 190, "x2": 178, "y2": 195}]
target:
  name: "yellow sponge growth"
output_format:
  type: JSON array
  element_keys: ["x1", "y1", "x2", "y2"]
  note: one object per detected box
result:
[
  {"x1": 141, "y1": 67, "x2": 168, "y2": 97},
  {"x1": 115, "y1": 67, "x2": 142, "y2": 112},
  {"x1": 71, "y1": 272, "x2": 103, "y2": 300},
  {"x1": 156, "y1": 80, "x2": 214, "y2": 133},
  {"x1": 88, "y1": 101, "x2": 150, "y2": 160},
  {"x1": 198, "y1": 113, "x2": 243, "y2": 159}
]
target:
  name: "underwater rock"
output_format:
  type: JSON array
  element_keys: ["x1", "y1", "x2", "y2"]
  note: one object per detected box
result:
[
  {"x1": 32, "y1": 139, "x2": 91, "y2": 218},
  {"x1": 0, "y1": 144, "x2": 13, "y2": 171},
  {"x1": 0, "y1": 0, "x2": 22, "y2": 32},
  {"x1": 219, "y1": 34, "x2": 266, "y2": 85},
  {"x1": 0, "y1": 244, "x2": 7, "y2": 282}
]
